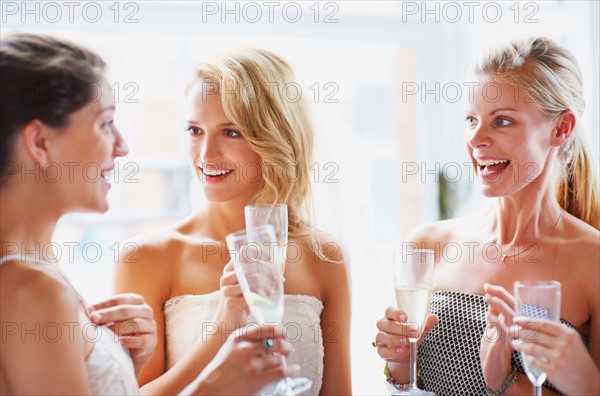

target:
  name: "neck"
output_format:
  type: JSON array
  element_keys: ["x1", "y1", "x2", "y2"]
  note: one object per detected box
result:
[
  {"x1": 201, "y1": 200, "x2": 248, "y2": 241},
  {"x1": 491, "y1": 169, "x2": 563, "y2": 246},
  {"x1": 0, "y1": 184, "x2": 60, "y2": 261}
]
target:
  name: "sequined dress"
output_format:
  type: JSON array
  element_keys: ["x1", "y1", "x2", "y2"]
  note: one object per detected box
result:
[{"x1": 418, "y1": 290, "x2": 588, "y2": 395}]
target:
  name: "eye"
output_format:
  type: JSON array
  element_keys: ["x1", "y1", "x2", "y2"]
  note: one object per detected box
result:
[
  {"x1": 225, "y1": 129, "x2": 241, "y2": 138},
  {"x1": 494, "y1": 117, "x2": 512, "y2": 127},
  {"x1": 102, "y1": 120, "x2": 114, "y2": 132},
  {"x1": 465, "y1": 116, "x2": 478, "y2": 127},
  {"x1": 186, "y1": 126, "x2": 202, "y2": 136}
]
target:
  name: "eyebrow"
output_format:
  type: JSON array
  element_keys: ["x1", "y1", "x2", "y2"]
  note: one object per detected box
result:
[
  {"x1": 490, "y1": 108, "x2": 517, "y2": 115},
  {"x1": 187, "y1": 121, "x2": 236, "y2": 128},
  {"x1": 96, "y1": 105, "x2": 115, "y2": 116}
]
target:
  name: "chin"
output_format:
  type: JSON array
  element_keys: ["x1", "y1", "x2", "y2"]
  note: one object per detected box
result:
[
  {"x1": 86, "y1": 193, "x2": 110, "y2": 213},
  {"x1": 478, "y1": 182, "x2": 518, "y2": 198},
  {"x1": 202, "y1": 190, "x2": 233, "y2": 203},
  {"x1": 480, "y1": 189, "x2": 503, "y2": 198}
]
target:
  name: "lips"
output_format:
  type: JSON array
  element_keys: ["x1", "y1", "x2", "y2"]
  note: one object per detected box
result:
[
  {"x1": 100, "y1": 165, "x2": 114, "y2": 181},
  {"x1": 99, "y1": 164, "x2": 114, "y2": 189},
  {"x1": 202, "y1": 168, "x2": 233, "y2": 177},
  {"x1": 475, "y1": 158, "x2": 510, "y2": 181},
  {"x1": 197, "y1": 164, "x2": 234, "y2": 183}
]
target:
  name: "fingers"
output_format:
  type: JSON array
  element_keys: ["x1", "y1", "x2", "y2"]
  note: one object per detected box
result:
[
  {"x1": 512, "y1": 337, "x2": 554, "y2": 356},
  {"x1": 484, "y1": 288, "x2": 515, "y2": 324},
  {"x1": 90, "y1": 293, "x2": 145, "y2": 311},
  {"x1": 223, "y1": 260, "x2": 234, "y2": 274},
  {"x1": 511, "y1": 339, "x2": 563, "y2": 372},
  {"x1": 375, "y1": 330, "x2": 410, "y2": 347},
  {"x1": 519, "y1": 354, "x2": 553, "y2": 374},
  {"x1": 513, "y1": 317, "x2": 569, "y2": 337},
  {"x1": 375, "y1": 310, "x2": 439, "y2": 363},
  {"x1": 250, "y1": 354, "x2": 284, "y2": 373},
  {"x1": 119, "y1": 333, "x2": 155, "y2": 349},
  {"x1": 220, "y1": 268, "x2": 239, "y2": 288},
  {"x1": 233, "y1": 324, "x2": 285, "y2": 344},
  {"x1": 91, "y1": 303, "x2": 153, "y2": 325},
  {"x1": 249, "y1": 337, "x2": 293, "y2": 359},
  {"x1": 376, "y1": 341, "x2": 409, "y2": 362},
  {"x1": 423, "y1": 314, "x2": 439, "y2": 334},
  {"x1": 485, "y1": 310, "x2": 511, "y2": 338},
  {"x1": 484, "y1": 284, "x2": 516, "y2": 308},
  {"x1": 376, "y1": 317, "x2": 420, "y2": 338},
  {"x1": 221, "y1": 284, "x2": 244, "y2": 298},
  {"x1": 513, "y1": 320, "x2": 581, "y2": 350},
  {"x1": 375, "y1": 330, "x2": 410, "y2": 360},
  {"x1": 108, "y1": 318, "x2": 156, "y2": 336},
  {"x1": 255, "y1": 357, "x2": 300, "y2": 383},
  {"x1": 385, "y1": 306, "x2": 407, "y2": 322}
]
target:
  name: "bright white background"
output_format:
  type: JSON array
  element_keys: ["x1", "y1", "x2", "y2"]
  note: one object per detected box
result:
[{"x1": 2, "y1": 1, "x2": 599, "y2": 394}]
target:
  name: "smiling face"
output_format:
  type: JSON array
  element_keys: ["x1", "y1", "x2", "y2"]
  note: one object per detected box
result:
[
  {"x1": 49, "y1": 79, "x2": 129, "y2": 213},
  {"x1": 186, "y1": 80, "x2": 263, "y2": 204},
  {"x1": 464, "y1": 75, "x2": 559, "y2": 197}
]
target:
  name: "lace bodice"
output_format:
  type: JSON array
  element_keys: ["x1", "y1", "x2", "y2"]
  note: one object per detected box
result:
[
  {"x1": 85, "y1": 326, "x2": 139, "y2": 395},
  {"x1": 163, "y1": 291, "x2": 325, "y2": 394},
  {"x1": 0, "y1": 255, "x2": 139, "y2": 395}
]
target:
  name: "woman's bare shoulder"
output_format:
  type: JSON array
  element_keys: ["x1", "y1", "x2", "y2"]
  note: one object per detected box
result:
[
  {"x1": 562, "y1": 213, "x2": 600, "y2": 259},
  {"x1": 120, "y1": 215, "x2": 200, "y2": 266},
  {"x1": 0, "y1": 262, "x2": 79, "y2": 323},
  {"x1": 295, "y1": 229, "x2": 347, "y2": 266}
]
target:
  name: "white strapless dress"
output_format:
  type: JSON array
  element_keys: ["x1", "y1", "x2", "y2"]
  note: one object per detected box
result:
[
  {"x1": 0, "y1": 255, "x2": 139, "y2": 395},
  {"x1": 163, "y1": 291, "x2": 325, "y2": 395},
  {"x1": 85, "y1": 325, "x2": 139, "y2": 395}
]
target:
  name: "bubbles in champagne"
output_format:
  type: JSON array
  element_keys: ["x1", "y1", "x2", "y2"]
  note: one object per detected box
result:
[{"x1": 395, "y1": 285, "x2": 432, "y2": 339}]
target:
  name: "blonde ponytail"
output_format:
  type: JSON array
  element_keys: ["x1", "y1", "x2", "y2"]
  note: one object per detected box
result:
[{"x1": 557, "y1": 133, "x2": 600, "y2": 229}]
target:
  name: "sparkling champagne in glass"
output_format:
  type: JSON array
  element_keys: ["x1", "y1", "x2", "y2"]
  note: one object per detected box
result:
[
  {"x1": 392, "y1": 248, "x2": 435, "y2": 396},
  {"x1": 514, "y1": 281, "x2": 561, "y2": 396},
  {"x1": 226, "y1": 224, "x2": 312, "y2": 395}
]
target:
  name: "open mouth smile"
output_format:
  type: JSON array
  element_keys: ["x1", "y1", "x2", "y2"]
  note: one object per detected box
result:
[{"x1": 476, "y1": 158, "x2": 510, "y2": 180}]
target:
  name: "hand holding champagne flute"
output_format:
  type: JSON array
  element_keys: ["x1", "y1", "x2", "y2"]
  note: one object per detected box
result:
[
  {"x1": 226, "y1": 224, "x2": 312, "y2": 395},
  {"x1": 392, "y1": 249, "x2": 435, "y2": 396},
  {"x1": 514, "y1": 281, "x2": 561, "y2": 396}
]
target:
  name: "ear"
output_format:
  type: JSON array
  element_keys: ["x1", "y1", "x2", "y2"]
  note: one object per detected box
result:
[
  {"x1": 550, "y1": 110, "x2": 576, "y2": 147},
  {"x1": 21, "y1": 120, "x2": 54, "y2": 167}
]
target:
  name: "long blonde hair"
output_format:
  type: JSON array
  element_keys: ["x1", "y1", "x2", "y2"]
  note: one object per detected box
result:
[
  {"x1": 474, "y1": 37, "x2": 600, "y2": 229},
  {"x1": 191, "y1": 49, "x2": 314, "y2": 238}
]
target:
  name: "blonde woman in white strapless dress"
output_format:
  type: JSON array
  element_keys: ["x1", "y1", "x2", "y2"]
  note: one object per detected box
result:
[
  {"x1": 0, "y1": 33, "x2": 298, "y2": 395},
  {"x1": 114, "y1": 50, "x2": 352, "y2": 395}
]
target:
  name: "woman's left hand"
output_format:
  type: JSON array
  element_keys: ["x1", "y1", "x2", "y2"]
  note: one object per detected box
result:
[
  {"x1": 480, "y1": 283, "x2": 516, "y2": 392},
  {"x1": 512, "y1": 317, "x2": 600, "y2": 395},
  {"x1": 90, "y1": 293, "x2": 157, "y2": 375}
]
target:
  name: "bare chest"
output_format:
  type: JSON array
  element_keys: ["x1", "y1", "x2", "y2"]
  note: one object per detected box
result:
[{"x1": 170, "y1": 242, "x2": 322, "y2": 299}]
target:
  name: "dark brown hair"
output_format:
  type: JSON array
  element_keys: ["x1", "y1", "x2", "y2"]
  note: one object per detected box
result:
[{"x1": 1, "y1": 33, "x2": 106, "y2": 182}]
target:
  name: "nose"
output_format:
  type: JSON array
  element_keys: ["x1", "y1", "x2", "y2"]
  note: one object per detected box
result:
[
  {"x1": 113, "y1": 127, "x2": 129, "y2": 158},
  {"x1": 200, "y1": 133, "x2": 222, "y2": 163},
  {"x1": 467, "y1": 123, "x2": 491, "y2": 150}
]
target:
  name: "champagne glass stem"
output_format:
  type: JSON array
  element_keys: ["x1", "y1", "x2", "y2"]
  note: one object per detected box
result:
[
  {"x1": 534, "y1": 384, "x2": 542, "y2": 396},
  {"x1": 409, "y1": 340, "x2": 418, "y2": 389}
]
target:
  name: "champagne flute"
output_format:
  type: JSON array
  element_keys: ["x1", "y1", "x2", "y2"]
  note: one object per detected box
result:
[
  {"x1": 514, "y1": 281, "x2": 561, "y2": 396},
  {"x1": 392, "y1": 248, "x2": 435, "y2": 396},
  {"x1": 245, "y1": 204, "x2": 288, "y2": 273},
  {"x1": 226, "y1": 225, "x2": 312, "y2": 395}
]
